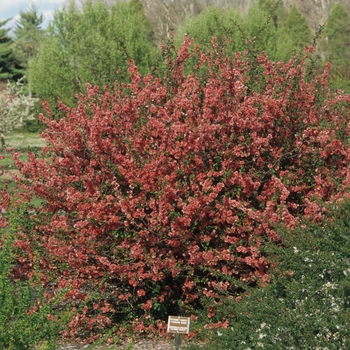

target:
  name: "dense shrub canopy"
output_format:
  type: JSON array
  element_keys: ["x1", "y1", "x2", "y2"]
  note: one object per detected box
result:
[{"x1": 13, "y1": 37, "x2": 350, "y2": 335}]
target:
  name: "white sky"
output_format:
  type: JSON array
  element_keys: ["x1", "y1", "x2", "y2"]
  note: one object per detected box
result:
[{"x1": 1, "y1": 0, "x2": 66, "y2": 32}]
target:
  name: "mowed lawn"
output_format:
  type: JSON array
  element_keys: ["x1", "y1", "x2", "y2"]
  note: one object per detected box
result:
[
  {"x1": 0, "y1": 132, "x2": 45, "y2": 168},
  {"x1": 1, "y1": 132, "x2": 46, "y2": 206},
  {"x1": 1, "y1": 132, "x2": 46, "y2": 149}
]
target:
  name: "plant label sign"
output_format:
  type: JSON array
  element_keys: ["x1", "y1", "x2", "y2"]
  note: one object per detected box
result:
[{"x1": 167, "y1": 316, "x2": 190, "y2": 334}]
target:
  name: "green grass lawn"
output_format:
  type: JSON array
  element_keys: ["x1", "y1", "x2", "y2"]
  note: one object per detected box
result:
[
  {"x1": 2, "y1": 132, "x2": 46, "y2": 149},
  {"x1": 1, "y1": 132, "x2": 45, "y2": 169},
  {"x1": 0, "y1": 153, "x2": 28, "y2": 169},
  {"x1": 1, "y1": 132, "x2": 46, "y2": 207},
  {"x1": 1, "y1": 131, "x2": 47, "y2": 169}
]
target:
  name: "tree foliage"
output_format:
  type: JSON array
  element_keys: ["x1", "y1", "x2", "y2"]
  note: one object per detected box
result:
[
  {"x1": 11, "y1": 4, "x2": 45, "y2": 72},
  {"x1": 176, "y1": 1, "x2": 311, "y2": 62},
  {"x1": 175, "y1": 6, "x2": 244, "y2": 53},
  {"x1": 243, "y1": 0, "x2": 283, "y2": 58},
  {"x1": 324, "y1": 3, "x2": 350, "y2": 91},
  {"x1": 29, "y1": 0, "x2": 156, "y2": 111},
  {"x1": 141, "y1": 0, "x2": 208, "y2": 43},
  {"x1": 0, "y1": 79, "x2": 38, "y2": 136},
  {"x1": 12, "y1": 37, "x2": 350, "y2": 336},
  {"x1": 0, "y1": 19, "x2": 21, "y2": 82},
  {"x1": 10, "y1": 4, "x2": 45, "y2": 98},
  {"x1": 276, "y1": 5, "x2": 311, "y2": 61}
]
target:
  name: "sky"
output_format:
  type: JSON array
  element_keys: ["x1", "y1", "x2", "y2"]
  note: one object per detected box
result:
[{"x1": 1, "y1": 0, "x2": 66, "y2": 32}]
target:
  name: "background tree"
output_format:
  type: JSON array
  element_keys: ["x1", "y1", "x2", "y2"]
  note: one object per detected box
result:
[
  {"x1": 0, "y1": 19, "x2": 21, "y2": 84},
  {"x1": 275, "y1": 5, "x2": 311, "y2": 61},
  {"x1": 62, "y1": 0, "x2": 349, "y2": 52},
  {"x1": 0, "y1": 79, "x2": 38, "y2": 139},
  {"x1": 141, "y1": 0, "x2": 209, "y2": 43},
  {"x1": 11, "y1": 3, "x2": 45, "y2": 92},
  {"x1": 29, "y1": 0, "x2": 155, "y2": 112},
  {"x1": 243, "y1": 0, "x2": 286, "y2": 60},
  {"x1": 175, "y1": 6, "x2": 244, "y2": 53},
  {"x1": 140, "y1": 0, "x2": 263, "y2": 44},
  {"x1": 283, "y1": 0, "x2": 349, "y2": 34},
  {"x1": 323, "y1": 3, "x2": 350, "y2": 91},
  {"x1": 129, "y1": 0, "x2": 154, "y2": 42},
  {"x1": 176, "y1": 1, "x2": 311, "y2": 62}
]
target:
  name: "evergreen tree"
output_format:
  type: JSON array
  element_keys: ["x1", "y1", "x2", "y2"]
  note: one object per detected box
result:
[
  {"x1": 11, "y1": 4, "x2": 45, "y2": 96},
  {"x1": 0, "y1": 19, "x2": 20, "y2": 82},
  {"x1": 12, "y1": 4, "x2": 45, "y2": 71}
]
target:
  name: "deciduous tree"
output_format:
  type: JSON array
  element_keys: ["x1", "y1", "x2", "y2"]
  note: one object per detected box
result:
[
  {"x1": 276, "y1": 5, "x2": 311, "y2": 60},
  {"x1": 176, "y1": 1, "x2": 311, "y2": 62},
  {"x1": 29, "y1": 0, "x2": 155, "y2": 112},
  {"x1": 324, "y1": 3, "x2": 350, "y2": 91},
  {"x1": 175, "y1": 6, "x2": 244, "y2": 53},
  {"x1": 0, "y1": 79, "x2": 38, "y2": 136}
]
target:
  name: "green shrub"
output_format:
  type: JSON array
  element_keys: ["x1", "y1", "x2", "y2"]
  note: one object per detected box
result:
[
  {"x1": 187, "y1": 200, "x2": 350, "y2": 349},
  {"x1": 0, "y1": 206, "x2": 63, "y2": 349}
]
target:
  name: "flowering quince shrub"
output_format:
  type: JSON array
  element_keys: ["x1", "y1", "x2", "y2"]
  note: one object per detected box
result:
[{"x1": 11, "y1": 36, "x2": 350, "y2": 336}]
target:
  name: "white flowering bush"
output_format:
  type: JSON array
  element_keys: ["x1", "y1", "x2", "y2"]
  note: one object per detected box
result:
[
  {"x1": 0, "y1": 79, "x2": 38, "y2": 139},
  {"x1": 186, "y1": 200, "x2": 350, "y2": 349}
]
